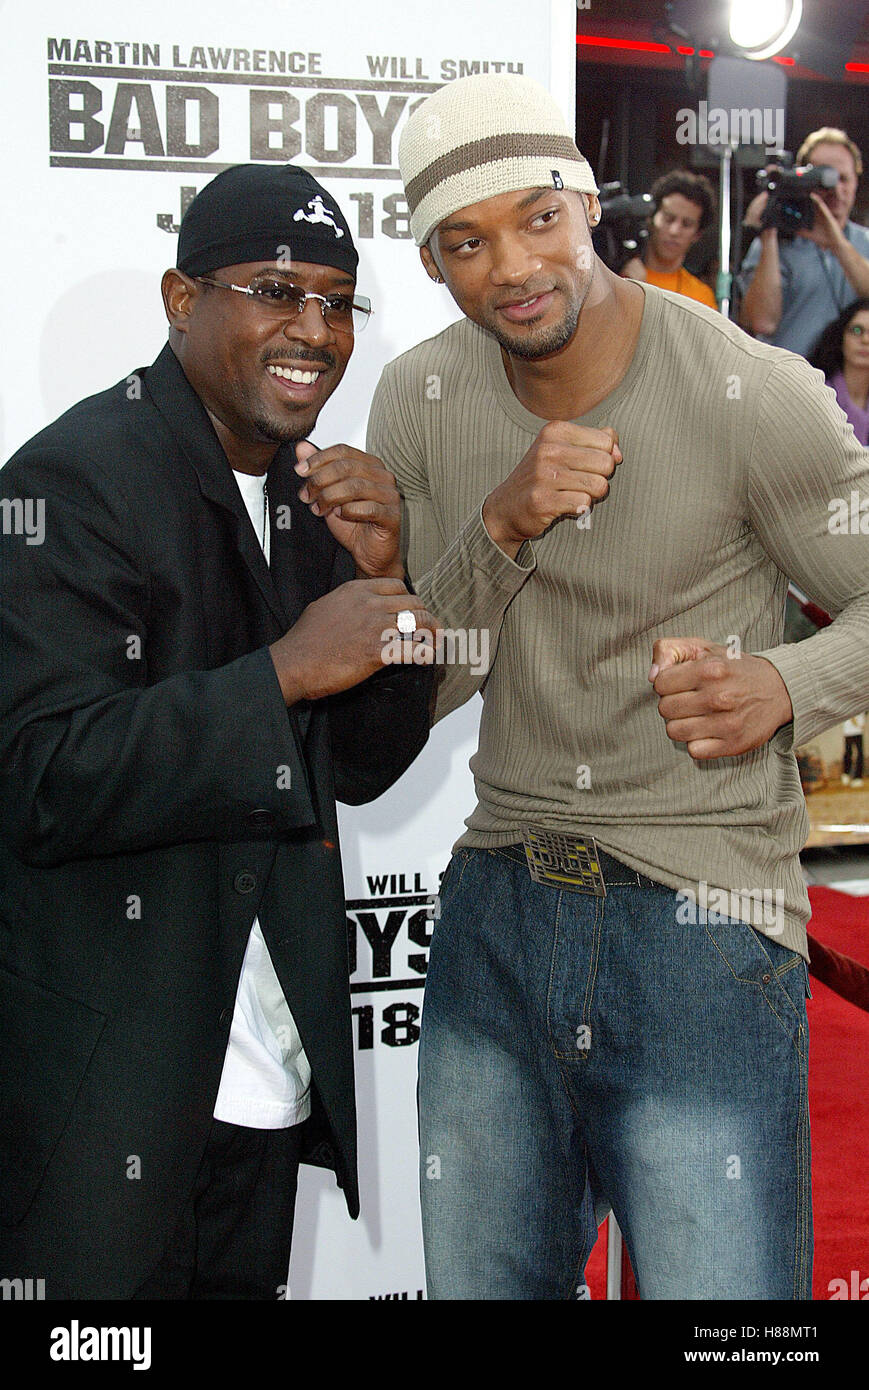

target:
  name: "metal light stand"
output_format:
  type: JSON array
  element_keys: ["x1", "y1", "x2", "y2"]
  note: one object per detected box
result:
[{"x1": 716, "y1": 139, "x2": 739, "y2": 318}]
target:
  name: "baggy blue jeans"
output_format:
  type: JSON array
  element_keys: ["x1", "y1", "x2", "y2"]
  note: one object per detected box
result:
[{"x1": 418, "y1": 846, "x2": 813, "y2": 1300}]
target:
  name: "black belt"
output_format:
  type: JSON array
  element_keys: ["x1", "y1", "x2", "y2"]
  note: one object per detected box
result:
[{"x1": 491, "y1": 829, "x2": 663, "y2": 897}]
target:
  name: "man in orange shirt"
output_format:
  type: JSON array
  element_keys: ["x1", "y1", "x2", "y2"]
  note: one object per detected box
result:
[{"x1": 622, "y1": 170, "x2": 718, "y2": 310}]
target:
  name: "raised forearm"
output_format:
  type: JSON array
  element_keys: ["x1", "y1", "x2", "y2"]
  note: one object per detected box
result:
[
  {"x1": 409, "y1": 504, "x2": 534, "y2": 721},
  {"x1": 758, "y1": 594, "x2": 869, "y2": 749},
  {"x1": 835, "y1": 238, "x2": 869, "y2": 297},
  {"x1": 741, "y1": 230, "x2": 782, "y2": 336}
]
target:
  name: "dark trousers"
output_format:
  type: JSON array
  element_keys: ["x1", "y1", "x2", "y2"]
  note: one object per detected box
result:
[
  {"x1": 844, "y1": 735, "x2": 864, "y2": 780},
  {"x1": 131, "y1": 1118, "x2": 303, "y2": 1300}
]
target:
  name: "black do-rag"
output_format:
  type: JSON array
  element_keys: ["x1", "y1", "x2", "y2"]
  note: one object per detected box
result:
[{"x1": 177, "y1": 164, "x2": 358, "y2": 279}]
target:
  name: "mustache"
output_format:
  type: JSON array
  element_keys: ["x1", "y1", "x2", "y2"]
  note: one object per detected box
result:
[
  {"x1": 492, "y1": 285, "x2": 554, "y2": 308},
  {"x1": 261, "y1": 347, "x2": 337, "y2": 370}
]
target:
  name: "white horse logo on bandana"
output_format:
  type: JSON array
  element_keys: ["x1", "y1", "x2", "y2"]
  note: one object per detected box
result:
[{"x1": 293, "y1": 195, "x2": 344, "y2": 238}]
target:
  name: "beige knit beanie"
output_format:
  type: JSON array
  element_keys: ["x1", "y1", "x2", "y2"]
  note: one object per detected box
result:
[{"x1": 399, "y1": 74, "x2": 599, "y2": 246}]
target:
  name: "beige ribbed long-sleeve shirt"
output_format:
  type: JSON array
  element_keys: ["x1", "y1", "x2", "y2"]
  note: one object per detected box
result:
[{"x1": 367, "y1": 284, "x2": 869, "y2": 956}]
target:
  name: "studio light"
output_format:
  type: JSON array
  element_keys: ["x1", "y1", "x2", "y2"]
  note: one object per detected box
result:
[{"x1": 729, "y1": 0, "x2": 803, "y2": 61}]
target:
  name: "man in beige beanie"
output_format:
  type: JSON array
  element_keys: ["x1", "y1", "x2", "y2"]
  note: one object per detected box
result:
[{"x1": 309, "y1": 73, "x2": 869, "y2": 1299}]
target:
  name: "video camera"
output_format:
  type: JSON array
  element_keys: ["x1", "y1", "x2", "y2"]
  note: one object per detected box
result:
[
  {"x1": 592, "y1": 182, "x2": 655, "y2": 274},
  {"x1": 756, "y1": 154, "x2": 839, "y2": 235}
]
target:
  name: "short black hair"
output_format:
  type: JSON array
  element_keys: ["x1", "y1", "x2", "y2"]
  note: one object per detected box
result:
[
  {"x1": 808, "y1": 297, "x2": 869, "y2": 379},
  {"x1": 650, "y1": 170, "x2": 717, "y2": 232}
]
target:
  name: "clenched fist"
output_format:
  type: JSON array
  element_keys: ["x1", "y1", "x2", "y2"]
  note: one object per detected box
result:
[
  {"x1": 648, "y1": 636, "x2": 793, "y2": 760},
  {"x1": 482, "y1": 421, "x2": 622, "y2": 558},
  {"x1": 294, "y1": 440, "x2": 403, "y2": 580},
  {"x1": 270, "y1": 579, "x2": 440, "y2": 705}
]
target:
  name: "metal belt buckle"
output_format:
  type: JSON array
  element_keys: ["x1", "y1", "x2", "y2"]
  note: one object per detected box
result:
[{"x1": 520, "y1": 827, "x2": 607, "y2": 896}]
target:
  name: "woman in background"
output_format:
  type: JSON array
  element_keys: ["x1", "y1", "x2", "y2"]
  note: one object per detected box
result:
[{"x1": 809, "y1": 297, "x2": 869, "y2": 446}]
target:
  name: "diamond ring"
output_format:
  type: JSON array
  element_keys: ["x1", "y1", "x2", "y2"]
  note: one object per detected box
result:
[{"x1": 396, "y1": 609, "x2": 417, "y2": 636}]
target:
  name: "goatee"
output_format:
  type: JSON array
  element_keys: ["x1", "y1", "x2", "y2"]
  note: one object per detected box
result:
[
  {"x1": 251, "y1": 411, "x2": 314, "y2": 445},
  {"x1": 489, "y1": 305, "x2": 580, "y2": 361}
]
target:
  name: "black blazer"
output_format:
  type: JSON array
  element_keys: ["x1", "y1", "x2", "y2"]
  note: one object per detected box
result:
[{"x1": 0, "y1": 344, "x2": 432, "y2": 1298}]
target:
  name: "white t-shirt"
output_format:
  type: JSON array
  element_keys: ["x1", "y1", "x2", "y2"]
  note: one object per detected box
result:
[{"x1": 212, "y1": 467, "x2": 312, "y2": 1129}]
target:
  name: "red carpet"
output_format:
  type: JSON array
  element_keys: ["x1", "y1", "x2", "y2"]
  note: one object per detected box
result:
[
  {"x1": 584, "y1": 885, "x2": 869, "y2": 1300},
  {"x1": 804, "y1": 886, "x2": 869, "y2": 1300}
]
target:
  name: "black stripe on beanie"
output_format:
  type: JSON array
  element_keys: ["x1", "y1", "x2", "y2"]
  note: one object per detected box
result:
[{"x1": 405, "y1": 132, "x2": 585, "y2": 212}]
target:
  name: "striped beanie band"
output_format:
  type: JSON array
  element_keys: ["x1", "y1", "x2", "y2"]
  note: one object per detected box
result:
[{"x1": 398, "y1": 74, "x2": 599, "y2": 247}]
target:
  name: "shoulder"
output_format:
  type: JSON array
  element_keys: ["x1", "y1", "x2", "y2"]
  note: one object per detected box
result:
[
  {"x1": 6, "y1": 362, "x2": 165, "y2": 461},
  {"x1": 8, "y1": 374, "x2": 138, "y2": 455},
  {"x1": 648, "y1": 283, "x2": 789, "y2": 367},
  {"x1": 643, "y1": 284, "x2": 829, "y2": 426},
  {"x1": 378, "y1": 316, "x2": 489, "y2": 390},
  {"x1": 5, "y1": 374, "x2": 145, "y2": 483},
  {"x1": 827, "y1": 368, "x2": 846, "y2": 395},
  {"x1": 3, "y1": 360, "x2": 175, "y2": 517}
]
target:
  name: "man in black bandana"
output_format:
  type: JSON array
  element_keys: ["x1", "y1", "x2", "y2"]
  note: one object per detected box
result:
[{"x1": 0, "y1": 166, "x2": 438, "y2": 1299}]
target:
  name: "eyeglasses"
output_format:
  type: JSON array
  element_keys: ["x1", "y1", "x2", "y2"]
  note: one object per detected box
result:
[
  {"x1": 845, "y1": 323, "x2": 868, "y2": 338},
  {"x1": 195, "y1": 275, "x2": 372, "y2": 333}
]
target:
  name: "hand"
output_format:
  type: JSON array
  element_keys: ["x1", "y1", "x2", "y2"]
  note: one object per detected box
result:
[
  {"x1": 648, "y1": 637, "x2": 793, "y2": 760},
  {"x1": 742, "y1": 190, "x2": 769, "y2": 231},
  {"x1": 294, "y1": 441, "x2": 403, "y2": 579},
  {"x1": 797, "y1": 195, "x2": 844, "y2": 251},
  {"x1": 269, "y1": 579, "x2": 440, "y2": 705},
  {"x1": 482, "y1": 421, "x2": 622, "y2": 558}
]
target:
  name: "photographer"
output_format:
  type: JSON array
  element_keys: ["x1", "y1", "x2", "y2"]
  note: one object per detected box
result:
[
  {"x1": 621, "y1": 170, "x2": 718, "y2": 309},
  {"x1": 740, "y1": 127, "x2": 869, "y2": 357}
]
